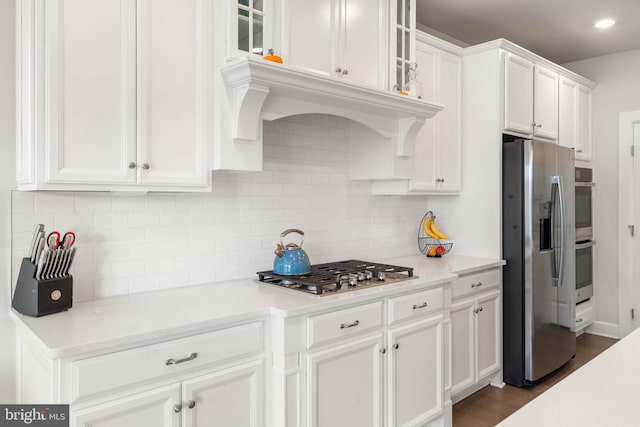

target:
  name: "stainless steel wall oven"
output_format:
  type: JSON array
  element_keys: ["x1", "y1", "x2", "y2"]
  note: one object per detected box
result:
[
  {"x1": 575, "y1": 167, "x2": 594, "y2": 241},
  {"x1": 575, "y1": 167, "x2": 594, "y2": 303}
]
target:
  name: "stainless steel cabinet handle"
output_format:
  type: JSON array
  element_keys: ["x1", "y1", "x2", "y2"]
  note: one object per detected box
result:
[
  {"x1": 340, "y1": 320, "x2": 360, "y2": 329},
  {"x1": 173, "y1": 404, "x2": 182, "y2": 413},
  {"x1": 471, "y1": 282, "x2": 483, "y2": 288},
  {"x1": 128, "y1": 162, "x2": 136, "y2": 169},
  {"x1": 576, "y1": 318, "x2": 583, "y2": 323},
  {"x1": 577, "y1": 149, "x2": 583, "y2": 153},
  {"x1": 393, "y1": 343, "x2": 399, "y2": 350},
  {"x1": 412, "y1": 302, "x2": 428, "y2": 310},
  {"x1": 187, "y1": 400, "x2": 196, "y2": 409},
  {"x1": 165, "y1": 352, "x2": 198, "y2": 366},
  {"x1": 474, "y1": 307, "x2": 484, "y2": 314},
  {"x1": 537, "y1": 124, "x2": 542, "y2": 128},
  {"x1": 141, "y1": 163, "x2": 150, "y2": 170}
]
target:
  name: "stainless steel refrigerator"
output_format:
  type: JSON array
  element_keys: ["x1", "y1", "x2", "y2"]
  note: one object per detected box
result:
[{"x1": 502, "y1": 138, "x2": 576, "y2": 387}]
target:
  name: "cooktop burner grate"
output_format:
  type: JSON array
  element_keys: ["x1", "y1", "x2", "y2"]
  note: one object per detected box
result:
[{"x1": 257, "y1": 259, "x2": 414, "y2": 296}]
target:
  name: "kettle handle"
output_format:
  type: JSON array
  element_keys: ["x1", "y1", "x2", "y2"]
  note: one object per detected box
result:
[{"x1": 280, "y1": 229, "x2": 305, "y2": 248}]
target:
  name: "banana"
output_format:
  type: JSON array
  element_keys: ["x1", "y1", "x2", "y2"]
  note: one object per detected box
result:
[
  {"x1": 423, "y1": 217, "x2": 441, "y2": 239},
  {"x1": 429, "y1": 220, "x2": 449, "y2": 240}
]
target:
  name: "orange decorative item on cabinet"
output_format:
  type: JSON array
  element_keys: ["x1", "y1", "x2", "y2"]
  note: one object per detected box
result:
[{"x1": 263, "y1": 49, "x2": 283, "y2": 64}]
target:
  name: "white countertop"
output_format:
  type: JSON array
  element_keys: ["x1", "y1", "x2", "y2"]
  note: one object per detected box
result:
[
  {"x1": 498, "y1": 329, "x2": 635, "y2": 427},
  {"x1": 11, "y1": 254, "x2": 504, "y2": 359}
]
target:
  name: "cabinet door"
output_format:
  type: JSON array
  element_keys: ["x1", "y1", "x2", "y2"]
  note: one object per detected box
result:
[
  {"x1": 475, "y1": 290, "x2": 501, "y2": 380},
  {"x1": 576, "y1": 84, "x2": 593, "y2": 161},
  {"x1": 307, "y1": 334, "x2": 384, "y2": 427},
  {"x1": 285, "y1": 0, "x2": 335, "y2": 76},
  {"x1": 450, "y1": 298, "x2": 475, "y2": 396},
  {"x1": 435, "y1": 50, "x2": 462, "y2": 192},
  {"x1": 533, "y1": 65, "x2": 559, "y2": 140},
  {"x1": 72, "y1": 384, "x2": 180, "y2": 427},
  {"x1": 559, "y1": 76, "x2": 578, "y2": 149},
  {"x1": 182, "y1": 359, "x2": 265, "y2": 427},
  {"x1": 342, "y1": 0, "x2": 387, "y2": 88},
  {"x1": 45, "y1": 0, "x2": 137, "y2": 185},
  {"x1": 388, "y1": 315, "x2": 443, "y2": 427},
  {"x1": 504, "y1": 52, "x2": 534, "y2": 136},
  {"x1": 410, "y1": 41, "x2": 438, "y2": 192},
  {"x1": 137, "y1": 0, "x2": 210, "y2": 187}
]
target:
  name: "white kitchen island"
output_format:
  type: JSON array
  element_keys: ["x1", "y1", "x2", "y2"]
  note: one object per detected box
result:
[{"x1": 498, "y1": 329, "x2": 633, "y2": 426}]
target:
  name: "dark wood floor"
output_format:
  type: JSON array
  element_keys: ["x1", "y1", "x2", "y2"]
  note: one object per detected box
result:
[{"x1": 452, "y1": 333, "x2": 618, "y2": 427}]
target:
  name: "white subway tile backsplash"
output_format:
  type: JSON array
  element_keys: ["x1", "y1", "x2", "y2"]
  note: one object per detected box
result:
[
  {"x1": 11, "y1": 114, "x2": 429, "y2": 299},
  {"x1": 12, "y1": 192, "x2": 34, "y2": 213}
]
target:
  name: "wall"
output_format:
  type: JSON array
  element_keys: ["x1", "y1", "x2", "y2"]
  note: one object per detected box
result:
[
  {"x1": 11, "y1": 115, "x2": 431, "y2": 300},
  {"x1": 0, "y1": 0, "x2": 16, "y2": 403},
  {"x1": 563, "y1": 49, "x2": 640, "y2": 336}
]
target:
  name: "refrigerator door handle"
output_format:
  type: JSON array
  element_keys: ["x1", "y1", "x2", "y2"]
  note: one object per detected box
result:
[{"x1": 551, "y1": 176, "x2": 566, "y2": 287}]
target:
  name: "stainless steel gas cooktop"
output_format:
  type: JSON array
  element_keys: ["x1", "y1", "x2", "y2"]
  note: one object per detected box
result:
[{"x1": 257, "y1": 259, "x2": 415, "y2": 296}]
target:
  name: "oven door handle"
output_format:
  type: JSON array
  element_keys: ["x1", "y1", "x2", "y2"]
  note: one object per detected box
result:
[{"x1": 575, "y1": 240, "x2": 596, "y2": 250}]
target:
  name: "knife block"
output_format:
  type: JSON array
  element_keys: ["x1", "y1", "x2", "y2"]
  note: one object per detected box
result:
[{"x1": 12, "y1": 258, "x2": 73, "y2": 317}]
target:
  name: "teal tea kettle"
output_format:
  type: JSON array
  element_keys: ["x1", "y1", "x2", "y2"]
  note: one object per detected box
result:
[{"x1": 273, "y1": 229, "x2": 311, "y2": 275}]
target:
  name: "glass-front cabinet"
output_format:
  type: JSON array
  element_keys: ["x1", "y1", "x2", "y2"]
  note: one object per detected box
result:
[
  {"x1": 228, "y1": 0, "x2": 274, "y2": 59},
  {"x1": 391, "y1": 0, "x2": 416, "y2": 93}
]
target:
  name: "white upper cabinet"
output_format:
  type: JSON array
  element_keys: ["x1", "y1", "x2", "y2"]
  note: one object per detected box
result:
[
  {"x1": 43, "y1": 0, "x2": 137, "y2": 186},
  {"x1": 533, "y1": 64, "x2": 559, "y2": 140},
  {"x1": 504, "y1": 52, "x2": 559, "y2": 140},
  {"x1": 17, "y1": 0, "x2": 211, "y2": 191},
  {"x1": 559, "y1": 76, "x2": 578, "y2": 149},
  {"x1": 559, "y1": 77, "x2": 592, "y2": 161},
  {"x1": 504, "y1": 52, "x2": 534, "y2": 135},
  {"x1": 283, "y1": 0, "x2": 388, "y2": 88},
  {"x1": 370, "y1": 33, "x2": 462, "y2": 195},
  {"x1": 576, "y1": 84, "x2": 593, "y2": 161},
  {"x1": 390, "y1": 0, "x2": 415, "y2": 93},
  {"x1": 228, "y1": 0, "x2": 273, "y2": 60}
]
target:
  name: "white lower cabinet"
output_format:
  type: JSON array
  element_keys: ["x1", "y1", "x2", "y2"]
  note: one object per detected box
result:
[
  {"x1": 73, "y1": 384, "x2": 180, "y2": 427},
  {"x1": 450, "y1": 269, "x2": 502, "y2": 401},
  {"x1": 276, "y1": 285, "x2": 448, "y2": 427},
  {"x1": 307, "y1": 334, "x2": 385, "y2": 427},
  {"x1": 387, "y1": 315, "x2": 443, "y2": 427},
  {"x1": 16, "y1": 321, "x2": 266, "y2": 427}
]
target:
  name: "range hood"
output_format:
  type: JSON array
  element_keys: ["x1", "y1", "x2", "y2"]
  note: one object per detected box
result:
[{"x1": 216, "y1": 57, "x2": 443, "y2": 171}]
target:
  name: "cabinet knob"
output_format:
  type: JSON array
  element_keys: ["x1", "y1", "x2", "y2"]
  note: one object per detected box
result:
[
  {"x1": 393, "y1": 343, "x2": 399, "y2": 350},
  {"x1": 342, "y1": 69, "x2": 349, "y2": 75},
  {"x1": 576, "y1": 318, "x2": 583, "y2": 323},
  {"x1": 577, "y1": 149, "x2": 583, "y2": 153},
  {"x1": 141, "y1": 163, "x2": 150, "y2": 170},
  {"x1": 335, "y1": 67, "x2": 342, "y2": 74},
  {"x1": 173, "y1": 404, "x2": 182, "y2": 413},
  {"x1": 537, "y1": 124, "x2": 542, "y2": 128},
  {"x1": 128, "y1": 162, "x2": 136, "y2": 169},
  {"x1": 380, "y1": 348, "x2": 387, "y2": 354},
  {"x1": 187, "y1": 400, "x2": 196, "y2": 409}
]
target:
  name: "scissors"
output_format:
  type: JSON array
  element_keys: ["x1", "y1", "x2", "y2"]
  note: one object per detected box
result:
[{"x1": 47, "y1": 231, "x2": 76, "y2": 250}]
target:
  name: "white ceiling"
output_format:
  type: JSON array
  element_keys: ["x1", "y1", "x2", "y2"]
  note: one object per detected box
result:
[{"x1": 416, "y1": 0, "x2": 640, "y2": 64}]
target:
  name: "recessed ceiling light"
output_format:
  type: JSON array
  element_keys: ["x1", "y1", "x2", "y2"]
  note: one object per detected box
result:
[{"x1": 594, "y1": 19, "x2": 615, "y2": 29}]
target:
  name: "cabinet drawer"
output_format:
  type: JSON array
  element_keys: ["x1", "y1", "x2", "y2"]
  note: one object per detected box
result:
[
  {"x1": 71, "y1": 322, "x2": 263, "y2": 402},
  {"x1": 575, "y1": 299, "x2": 594, "y2": 330},
  {"x1": 307, "y1": 301, "x2": 383, "y2": 348},
  {"x1": 452, "y1": 268, "x2": 501, "y2": 300},
  {"x1": 387, "y1": 287, "x2": 443, "y2": 325}
]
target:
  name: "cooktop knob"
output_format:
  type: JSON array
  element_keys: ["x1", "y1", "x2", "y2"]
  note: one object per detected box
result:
[{"x1": 377, "y1": 272, "x2": 385, "y2": 281}]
